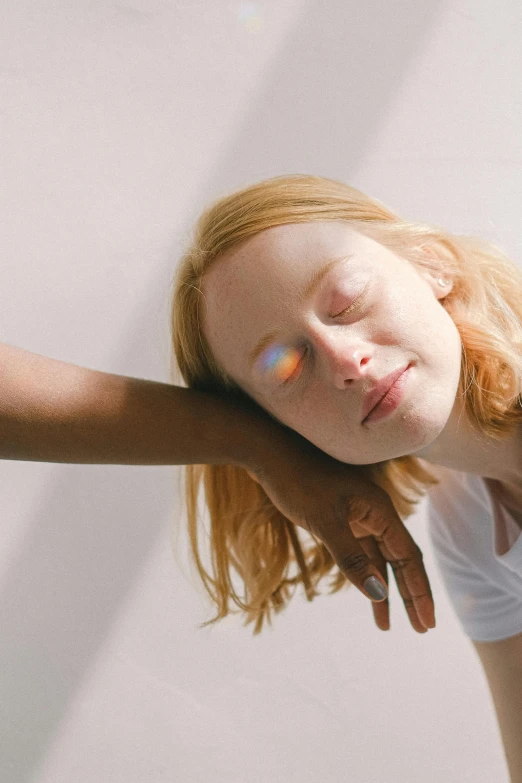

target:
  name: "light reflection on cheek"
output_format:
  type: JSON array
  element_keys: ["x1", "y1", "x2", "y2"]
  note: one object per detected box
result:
[{"x1": 258, "y1": 343, "x2": 301, "y2": 383}]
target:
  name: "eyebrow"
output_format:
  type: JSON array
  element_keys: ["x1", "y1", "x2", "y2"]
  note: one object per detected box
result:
[{"x1": 247, "y1": 255, "x2": 353, "y2": 370}]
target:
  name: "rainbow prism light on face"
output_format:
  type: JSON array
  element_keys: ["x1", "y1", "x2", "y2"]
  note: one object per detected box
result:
[
  {"x1": 259, "y1": 343, "x2": 301, "y2": 382},
  {"x1": 171, "y1": 173, "x2": 522, "y2": 637}
]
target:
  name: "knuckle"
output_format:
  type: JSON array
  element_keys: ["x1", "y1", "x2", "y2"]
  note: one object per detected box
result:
[
  {"x1": 345, "y1": 494, "x2": 372, "y2": 521},
  {"x1": 406, "y1": 544, "x2": 424, "y2": 563},
  {"x1": 338, "y1": 550, "x2": 369, "y2": 575},
  {"x1": 389, "y1": 556, "x2": 411, "y2": 571}
]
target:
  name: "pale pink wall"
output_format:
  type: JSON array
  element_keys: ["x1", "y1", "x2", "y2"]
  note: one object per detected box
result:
[{"x1": 1, "y1": 2, "x2": 518, "y2": 781}]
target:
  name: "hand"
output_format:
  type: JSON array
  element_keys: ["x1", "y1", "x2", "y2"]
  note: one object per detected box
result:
[{"x1": 248, "y1": 430, "x2": 435, "y2": 634}]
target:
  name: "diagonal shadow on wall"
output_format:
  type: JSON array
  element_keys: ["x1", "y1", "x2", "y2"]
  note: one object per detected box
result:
[{"x1": 0, "y1": 2, "x2": 443, "y2": 780}]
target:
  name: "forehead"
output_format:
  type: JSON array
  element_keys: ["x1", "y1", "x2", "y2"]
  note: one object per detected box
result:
[
  {"x1": 233, "y1": 220, "x2": 360, "y2": 268},
  {"x1": 204, "y1": 221, "x2": 373, "y2": 292},
  {"x1": 199, "y1": 222, "x2": 380, "y2": 385}
]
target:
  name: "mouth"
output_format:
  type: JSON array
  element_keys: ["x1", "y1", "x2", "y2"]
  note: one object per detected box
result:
[{"x1": 362, "y1": 363, "x2": 413, "y2": 425}]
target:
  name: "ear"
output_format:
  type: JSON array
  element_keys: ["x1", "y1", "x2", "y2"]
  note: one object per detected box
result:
[
  {"x1": 422, "y1": 271, "x2": 454, "y2": 300},
  {"x1": 419, "y1": 245, "x2": 454, "y2": 300}
]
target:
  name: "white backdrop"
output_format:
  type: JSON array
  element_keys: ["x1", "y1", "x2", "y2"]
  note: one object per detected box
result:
[{"x1": 1, "y1": 1, "x2": 520, "y2": 781}]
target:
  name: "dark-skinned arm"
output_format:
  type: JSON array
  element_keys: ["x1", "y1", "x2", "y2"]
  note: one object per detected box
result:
[{"x1": 0, "y1": 341, "x2": 435, "y2": 631}]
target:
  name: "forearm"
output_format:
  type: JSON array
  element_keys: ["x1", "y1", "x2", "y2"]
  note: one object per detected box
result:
[{"x1": 0, "y1": 342, "x2": 277, "y2": 467}]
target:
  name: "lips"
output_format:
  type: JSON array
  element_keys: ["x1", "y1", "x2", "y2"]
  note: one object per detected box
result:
[{"x1": 361, "y1": 364, "x2": 410, "y2": 422}]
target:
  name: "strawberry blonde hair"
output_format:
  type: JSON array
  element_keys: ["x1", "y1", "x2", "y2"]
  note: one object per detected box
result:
[{"x1": 169, "y1": 174, "x2": 522, "y2": 635}]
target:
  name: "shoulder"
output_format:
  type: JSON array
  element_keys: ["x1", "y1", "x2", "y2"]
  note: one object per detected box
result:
[{"x1": 424, "y1": 464, "x2": 484, "y2": 525}]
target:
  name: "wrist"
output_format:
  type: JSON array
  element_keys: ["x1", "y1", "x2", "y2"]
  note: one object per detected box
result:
[{"x1": 223, "y1": 395, "x2": 291, "y2": 475}]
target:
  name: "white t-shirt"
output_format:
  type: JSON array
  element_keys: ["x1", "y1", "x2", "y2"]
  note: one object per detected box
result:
[{"x1": 426, "y1": 463, "x2": 522, "y2": 642}]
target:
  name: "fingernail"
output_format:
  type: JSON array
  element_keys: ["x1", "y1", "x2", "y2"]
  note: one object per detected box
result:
[{"x1": 364, "y1": 575, "x2": 388, "y2": 601}]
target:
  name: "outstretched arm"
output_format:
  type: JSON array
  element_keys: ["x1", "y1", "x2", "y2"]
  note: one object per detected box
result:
[
  {"x1": 0, "y1": 341, "x2": 263, "y2": 466},
  {"x1": 0, "y1": 341, "x2": 435, "y2": 632}
]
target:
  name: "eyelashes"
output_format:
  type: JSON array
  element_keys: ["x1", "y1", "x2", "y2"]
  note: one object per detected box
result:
[
  {"x1": 261, "y1": 286, "x2": 367, "y2": 386},
  {"x1": 280, "y1": 347, "x2": 306, "y2": 385},
  {"x1": 332, "y1": 286, "x2": 367, "y2": 318}
]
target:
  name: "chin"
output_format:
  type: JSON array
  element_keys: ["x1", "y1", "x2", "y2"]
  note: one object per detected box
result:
[{"x1": 404, "y1": 409, "x2": 454, "y2": 460}]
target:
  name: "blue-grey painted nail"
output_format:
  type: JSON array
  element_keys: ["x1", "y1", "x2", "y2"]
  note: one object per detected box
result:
[{"x1": 364, "y1": 575, "x2": 388, "y2": 601}]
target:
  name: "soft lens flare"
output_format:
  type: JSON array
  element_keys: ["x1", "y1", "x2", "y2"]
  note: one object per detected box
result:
[{"x1": 237, "y1": 3, "x2": 264, "y2": 33}]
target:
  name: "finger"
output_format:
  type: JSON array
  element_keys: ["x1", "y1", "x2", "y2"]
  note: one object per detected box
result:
[
  {"x1": 362, "y1": 533, "x2": 427, "y2": 634},
  {"x1": 376, "y1": 520, "x2": 435, "y2": 631},
  {"x1": 349, "y1": 491, "x2": 436, "y2": 631},
  {"x1": 314, "y1": 516, "x2": 389, "y2": 604},
  {"x1": 359, "y1": 536, "x2": 390, "y2": 631}
]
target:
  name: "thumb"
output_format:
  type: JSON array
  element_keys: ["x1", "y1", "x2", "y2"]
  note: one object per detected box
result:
[
  {"x1": 245, "y1": 468, "x2": 387, "y2": 601},
  {"x1": 361, "y1": 574, "x2": 388, "y2": 601},
  {"x1": 318, "y1": 522, "x2": 388, "y2": 602}
]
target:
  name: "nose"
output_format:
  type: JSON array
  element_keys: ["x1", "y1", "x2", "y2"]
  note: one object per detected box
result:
[{"x1": 313, "y1": 330, "x2": 374, "y2": 389}]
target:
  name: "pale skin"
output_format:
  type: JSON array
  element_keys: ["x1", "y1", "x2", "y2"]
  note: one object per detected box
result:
[
  {"x1": 201, "y1": 221, "x2": 522, "y2": 527},
  {"x1": 189, "y1": 222, "x2": 518, "y2": 781},
  {"x1": 1, "y1": 230, "x2": 519, "y2": 775}
]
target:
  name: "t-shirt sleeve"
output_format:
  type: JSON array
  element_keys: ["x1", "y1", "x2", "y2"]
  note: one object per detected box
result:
[{"x1": 427, "y1": 501, "x2": 522, "y2": 642}]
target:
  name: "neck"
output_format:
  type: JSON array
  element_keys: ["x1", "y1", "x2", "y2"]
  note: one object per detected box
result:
[{"x1": 413, "y1": 393, "x2": 522, "y2": 493}]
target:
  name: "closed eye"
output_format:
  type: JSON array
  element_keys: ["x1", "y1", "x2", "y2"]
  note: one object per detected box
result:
[
  {"x1": 332, "y1": 286, "x2": 368, "y2": 318},
  {"x1": 281, "y1": 286, "x2": 369, "y2": 387}
]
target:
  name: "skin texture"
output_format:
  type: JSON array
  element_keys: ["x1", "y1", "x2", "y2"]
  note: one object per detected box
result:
[
  {"x1": 201, "y1": 221, "x2": 463, "y2": 466},
  {"x1": 199, "y1": 220, "x2": 522, "y2": 633},
  {"x1": 202, "y1": 220, "x2": 522, "y2": 525}
]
